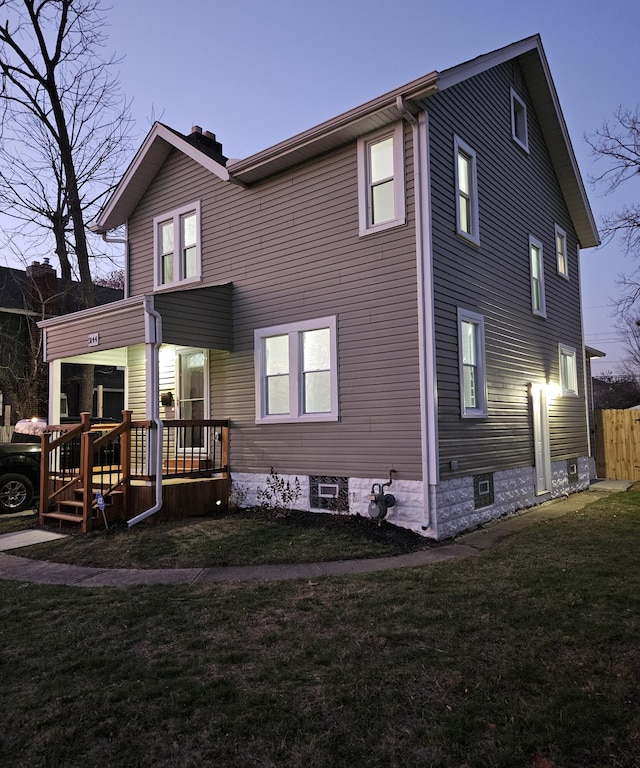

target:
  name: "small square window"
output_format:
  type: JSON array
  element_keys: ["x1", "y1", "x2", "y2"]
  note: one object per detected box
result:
[
  {"x1": 474, "y1": 473, "x2": 494, "y2": 508},
  {"x1": 511, "y1": 88, "x2": 529, "y2": 152}
]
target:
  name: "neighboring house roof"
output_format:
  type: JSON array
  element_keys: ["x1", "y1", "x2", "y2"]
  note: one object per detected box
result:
[
  {"x1": 0, "y1": 263, "x2": 122, "y2": 317},
  {"x1": 91, "y1": 34, "x2": 598, "y2": 249}
]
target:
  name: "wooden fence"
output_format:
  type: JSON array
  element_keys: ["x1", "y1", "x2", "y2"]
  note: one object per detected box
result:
[{"x1": 594, "y1": 409, "x2": 640, "y2": 481}]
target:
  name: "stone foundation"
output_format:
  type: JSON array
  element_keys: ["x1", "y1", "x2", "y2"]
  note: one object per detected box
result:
[
  {"x1": 434, "y1": 457, "x2": 591, "y2": 539},
  {"x1": 230, "y1": 457, "x2": 591, "y2": 540}
]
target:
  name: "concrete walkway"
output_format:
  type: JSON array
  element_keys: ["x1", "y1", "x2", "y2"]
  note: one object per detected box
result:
[{"x1": 0, "y1": 480, "x2": 630, "y2": 587}]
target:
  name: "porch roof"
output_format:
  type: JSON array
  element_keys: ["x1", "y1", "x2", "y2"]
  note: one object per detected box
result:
[{"x1": 39, "y1": 284, "x2": 232, "y2": 362}]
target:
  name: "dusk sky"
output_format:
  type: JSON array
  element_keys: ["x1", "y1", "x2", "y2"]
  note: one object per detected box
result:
[{"x1": 105, "y1": 0, "x2": 640, "y2": 372}]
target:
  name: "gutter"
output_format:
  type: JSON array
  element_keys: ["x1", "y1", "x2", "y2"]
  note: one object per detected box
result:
[{"x1": 127, "y1": 296, "x2": 163, "y2": 526}]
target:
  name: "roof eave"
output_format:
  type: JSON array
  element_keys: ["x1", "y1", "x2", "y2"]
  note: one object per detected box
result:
[{"x1": 227, "y1": 71, "x2": 439, "y2": 185}]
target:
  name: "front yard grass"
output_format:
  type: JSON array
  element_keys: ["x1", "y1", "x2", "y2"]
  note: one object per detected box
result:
[{"x1": 0, "y1": 491, "x2": 639, "y2": 767}]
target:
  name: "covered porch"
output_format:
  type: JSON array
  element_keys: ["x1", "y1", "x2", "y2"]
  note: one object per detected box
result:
[{"x1": 38, "y1": 285, "x2": 233, "y2": 530}]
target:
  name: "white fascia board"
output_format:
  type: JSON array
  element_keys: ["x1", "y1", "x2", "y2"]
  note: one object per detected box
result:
[
  {"x1": 37, "y1": 294, "x2": 146, "y2": 329},
  {"x1": 436, "y1": 35, "x2": 541, "y2": 91}
]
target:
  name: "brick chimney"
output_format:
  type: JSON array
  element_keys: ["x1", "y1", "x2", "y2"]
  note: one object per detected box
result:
[
  {"x1": 187, "y1": 125, "x2": 227, "y2": 164},
  {"x1": 26, "y1": 258, "x2": 58, "y2": 315}
]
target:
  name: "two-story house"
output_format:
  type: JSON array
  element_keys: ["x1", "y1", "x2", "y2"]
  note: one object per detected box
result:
[{"x1": 38, "y1": 35, "x2": 599, "y2": 537}]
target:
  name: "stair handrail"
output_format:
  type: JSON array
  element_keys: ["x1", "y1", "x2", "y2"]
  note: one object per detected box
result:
[
  {"x1": 84, "y1": 410, "x2": 133, "y2": 523},
  {"x1": 39, "y1": 412, "x2": 92, "y2": 524}
]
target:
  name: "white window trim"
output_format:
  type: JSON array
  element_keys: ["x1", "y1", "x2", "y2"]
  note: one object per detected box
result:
[
  {"x1": 555, "y1": 224, "x2": 569, "y2": 280},
  {"x1": 457, "y1": 307, "x2": 488, "y2": 418},
  {"x1": 254, "y1": 316, "x2": 338, "y2": 424},
  {"x1": 357, "y1": 123, "x2": 406, "y2": 236},
  {"x1": 559, "y1": 343, "x2": 578, "y2": 396},
  {"x1": 153, "y1": 200, "x2": 202, "y2": 291},
  {"x1": 454, "y1": 135, "x2": 480, "y2": 246},
  {"x1": 510, "y1": 88, "x2": 529, "y2": 153},
  {"x1": 529, "y1": 235, "x2": 547, "y2": 318}
]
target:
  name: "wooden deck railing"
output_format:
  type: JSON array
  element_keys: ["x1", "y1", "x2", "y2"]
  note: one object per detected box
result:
[{"x1": 39, "y1": 412, "x2": 230, "y2": 531}]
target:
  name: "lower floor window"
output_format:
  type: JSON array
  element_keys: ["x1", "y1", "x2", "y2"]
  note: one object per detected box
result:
[
  {"x1": 457, "y1": 308, "x2": 487, "y2": 417},
  {"x1": 255, "y1": 316, "x2": 338, "y2": 423},
  {"x1": 559, "y1": 344, "x2": 578, "y2": 395}
]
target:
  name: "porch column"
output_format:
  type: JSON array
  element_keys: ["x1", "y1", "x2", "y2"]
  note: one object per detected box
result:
[{"x1": 48, "y1": 359, "x2": 62, "y2": 424}]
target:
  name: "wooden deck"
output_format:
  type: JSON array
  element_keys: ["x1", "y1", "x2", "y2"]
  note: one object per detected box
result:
[{"x1": 39, "y1": 413, "x2": 230, "y2": 531}]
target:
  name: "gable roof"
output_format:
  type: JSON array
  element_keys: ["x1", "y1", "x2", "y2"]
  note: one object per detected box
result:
[
  {"x1": 435, "y1": 35, "x2": 598, "y2": 248},
  {"x1": 92, "y1": 35, "x2": 598, "y2": 248},
  {"x1": 92, "y1": 124, "x2": 229, "y2": 234}
]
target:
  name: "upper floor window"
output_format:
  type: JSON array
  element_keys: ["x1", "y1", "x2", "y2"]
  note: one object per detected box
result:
[
  {"x1": 555, "y1": 225, "x2": 569, "y2": 279},
  {"x1": 457, "y1": 308, "x2": 487, "y2": 418},
  {"x1": 153, "y1": 201, "x2": 201, "y2": 289},
  {"x1": 454, "y1": 136, "x2": 480, "y2": 245},
  {"x1": 511, "y1": 88, "x2": 529, "y2": 152},
  {"x1": 559, "y1": 344, "x2": 578, "y2": 396},
  {"x1": 530, "y1": 235, "x2": 546, "y2": 317},
  {"x1": 255, "y1": 316, "x2": 338, "y2": 423},
  {"x1": 357, "y1": 123, "x2": 405, "y2": 235}
]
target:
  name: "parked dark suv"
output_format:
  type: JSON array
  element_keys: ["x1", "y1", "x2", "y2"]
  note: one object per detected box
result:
[
  {"x1": 0, "y1": 417, "x2": 120, "y2": 514},
  {"x1": 0, "y1": 418, "x2": 45, "y2": 514}
]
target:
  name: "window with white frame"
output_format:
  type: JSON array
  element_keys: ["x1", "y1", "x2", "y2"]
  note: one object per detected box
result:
[
  {"x1": 457, "y1": 308, "x2": 487, "y2": 418},
  {"x1": 559, "y1": 344, "x2": 578, "y2": 395},
  {"x1": 511, "y1": 88, "x2": 529, "y2": 152},
  {"x1": 153, "y1": 201, "x2": 201, "y2": 289},
  {"x1": 357, "y1": 123, "x2": 405, "y2": 235},
  {"x1": 530, "y1": 236, "x2": 546, "y2": 317},
  {"x1": 555, "y1": 225, "x2": 569, "y2": 279},
  {"x1": 255, "y1": 316, "x2": 338, "y2": 423},
  {"x1": 454, "y1": 136, "x2": 480, "y2": 245}
]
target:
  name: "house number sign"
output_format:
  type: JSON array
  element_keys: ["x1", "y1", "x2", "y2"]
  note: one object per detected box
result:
[{"x1": 88, "y1": 333, "x2": 100, "y2": 347}]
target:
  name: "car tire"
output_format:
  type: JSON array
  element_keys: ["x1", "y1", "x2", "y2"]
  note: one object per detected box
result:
[{"x1": 0, "y1": 473, "x2": 34, "y2": 514}]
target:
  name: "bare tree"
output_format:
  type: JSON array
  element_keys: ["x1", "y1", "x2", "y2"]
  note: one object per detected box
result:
[
  {"x1": 586, "y1": 107, "x2": 640, "y2": 314},
  {"x1": 94, "y1": 267, "x2": 125, "y2": 290},
  {"x1": 0, "y1": 268, "x2": 51, "y2": 420},
  {"x1": 0, "y1": 0, "x2": 132, "y2": 411}
]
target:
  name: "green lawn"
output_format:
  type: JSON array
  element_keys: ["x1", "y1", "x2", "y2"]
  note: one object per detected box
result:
[{"x1": 0, "y1": 493, "x2": 639, "y2": 767}]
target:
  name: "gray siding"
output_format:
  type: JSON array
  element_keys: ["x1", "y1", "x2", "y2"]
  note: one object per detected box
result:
[
  {"x1": 155, "y1": 285, "x2": 232, "y2": 350},
  {"x1": 424, "y1": 62, "x2": 587, "y2": 478},
  {"x1": 44, "y1": 301, "x2": 146, "y2": 361},
  {"x1": 128, "y1": 128, "x2": 425, "y2": 480}
]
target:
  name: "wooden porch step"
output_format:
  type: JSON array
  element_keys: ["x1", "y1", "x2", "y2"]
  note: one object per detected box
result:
[{"x1": 41, "y1": 510, "x2": 85, "y2": 523}]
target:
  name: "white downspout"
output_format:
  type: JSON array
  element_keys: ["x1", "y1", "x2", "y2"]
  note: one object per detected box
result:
[
  {"x1": 128, "y1": 295, "x2": 163, "y2": 526},
  {"x1": 398, "y1": 97, "x2": 438, "y2": 534}
]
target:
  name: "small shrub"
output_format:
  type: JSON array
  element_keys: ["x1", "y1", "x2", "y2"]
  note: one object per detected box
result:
[
  {"x1": 228, "y1": 482, "x2": 249, "y2": 512},
  {"x1": 256, "y1": 467, "x2": 302, "y2": 516}
]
